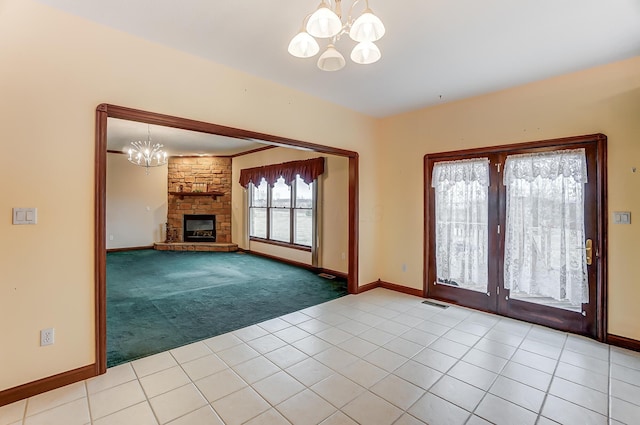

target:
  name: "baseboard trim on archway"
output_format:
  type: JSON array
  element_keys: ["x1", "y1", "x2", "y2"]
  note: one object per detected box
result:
[{"x1": 0, "y1": 364, "x2": 97, "y2": 408}]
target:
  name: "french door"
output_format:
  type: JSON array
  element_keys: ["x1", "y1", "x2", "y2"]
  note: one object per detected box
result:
[{"x1": 424, "y1": 134, "x2": 607, "y2": 339}]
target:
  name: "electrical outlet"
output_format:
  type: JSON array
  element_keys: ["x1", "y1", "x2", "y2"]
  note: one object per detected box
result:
[
  {"x1": 341, "y1": 252, "x2": 346, "y2": 260},
  {"x1": 41, "y1": 328, "x2": 54, "y2": 346},
  {"x1": 402, "y1": 263, "x2": 407, "y2": 272}
]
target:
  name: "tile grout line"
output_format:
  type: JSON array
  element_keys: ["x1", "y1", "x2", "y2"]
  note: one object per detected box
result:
[
  {"x1": 466, "y1": 312, "x2": 534, "y2": 424},
  {"x1": 19, "y1": 382, "x2": 89, "y2": 424},
  {"x1": 250, "y1": 313, "x2": 371, "y2": 424},
  {"x1": 461, "y1": 309, "x2": 515, "y2": 424},
  {"x1": 169, "y1": 345, "x2": 235, "y2": 425},
  {"x1": 130, "y1": 358, "x2": 163, "y2": 425},
  {"x1": 380, "y1": 301, "x2": 502, "y2": 424},
  {"x1": 209, "y1": 324, "x2": 324, "y2": 424},
  {"x1": 21, "y1": 396, "x2": 28, "y2": 425},
  {"x1": 330, "y1": 297, "x2": 416, "y2": 425},
  {"x1": 307, "y1": 298, "x2": 435, "y2": 424},
  {"x1": 409, "y1": 301, "x2": 504, "y2": 423},
  {"x1": 312, "y1": 294, "x2": 624, "y2": 423},
  {"x1": 84, "y1": 381, "x2": 94, "y2": 425},
  {"x1": 608, "y1": 343, "x2": 612, "y2": 424},
  {"x1": 532, "y1": 326, "x2": 568, "y2": 425},
  {"x1": 543, "y1": 361, "x2": 612, "y2": 417}
]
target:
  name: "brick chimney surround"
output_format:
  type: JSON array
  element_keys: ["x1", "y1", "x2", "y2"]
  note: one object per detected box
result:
[{"x1": 154, "y1": 156, "x2": 237, "y2": 252}]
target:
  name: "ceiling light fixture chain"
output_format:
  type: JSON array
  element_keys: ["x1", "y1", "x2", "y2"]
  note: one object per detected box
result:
[
  {"x1": 288, "y1": 0, "x2": 385, "y2": 72},
  {"x1": 127, "y1": 124, "x2": 168, "y2": 175}
]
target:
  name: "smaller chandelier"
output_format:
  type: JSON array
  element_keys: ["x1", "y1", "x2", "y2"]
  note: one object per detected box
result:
[
  {"x1": 288, "y1": 0, "x2": 385, "y2": 71},
  {"x1": 127, "y1": 125, "x2": 168, "y2": 174}
]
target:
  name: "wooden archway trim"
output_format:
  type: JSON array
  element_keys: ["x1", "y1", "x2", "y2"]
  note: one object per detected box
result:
[{"x1": 95, "y1": 103, "x2": 360, "y2": 375}]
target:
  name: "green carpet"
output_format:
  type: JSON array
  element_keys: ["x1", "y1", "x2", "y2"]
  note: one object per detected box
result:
[{"x1": 106, "y1": 250, "x2": 348, "y2": 367}]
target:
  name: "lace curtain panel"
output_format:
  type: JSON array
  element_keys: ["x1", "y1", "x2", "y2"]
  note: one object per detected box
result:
[
  {"x1": 503, "y1": 148, "x2": 588, "y2": 306},
  {"x1": 432, "y1": 158, "x2": 489, "y2": 292}
]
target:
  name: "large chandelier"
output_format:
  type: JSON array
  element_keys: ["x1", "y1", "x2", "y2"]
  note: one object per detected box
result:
[
  {"x1": 127, "y1": 125, "x2": 168, "y2": 174},
  {"x1": 288, "y1": 0, "x2": 385, "y2": 71}
]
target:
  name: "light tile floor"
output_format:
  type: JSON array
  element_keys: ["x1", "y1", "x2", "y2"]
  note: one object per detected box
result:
[{"x1": 3, "y1": 288, "x2": 640, "y2": 425}]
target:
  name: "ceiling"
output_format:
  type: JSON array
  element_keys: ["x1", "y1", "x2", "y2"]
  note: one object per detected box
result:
[
  {"x1": 107, "y1": 118, "x2": 269, "y2": 156},
  {"x1": 37, "y1": 0, "x2": 640, "y2": 118}
]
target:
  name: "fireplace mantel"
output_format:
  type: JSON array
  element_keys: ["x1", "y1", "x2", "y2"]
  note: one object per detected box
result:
[{"x1": 169, "y1": 191, "x2": 224, "y2": 200}]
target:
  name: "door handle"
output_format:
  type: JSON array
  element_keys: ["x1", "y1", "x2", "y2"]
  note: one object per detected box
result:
[{"x1": 586, "y1": 239, "x2": 593, "y2": 266}]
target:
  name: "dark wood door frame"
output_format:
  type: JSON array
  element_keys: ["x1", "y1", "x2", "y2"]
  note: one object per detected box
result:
[
  {"x1": 424, "y1": 133, "x2": 608, "y2": 341},
  {"x1": 95, "y1": 104, "x2": 360, "y2": 374}
]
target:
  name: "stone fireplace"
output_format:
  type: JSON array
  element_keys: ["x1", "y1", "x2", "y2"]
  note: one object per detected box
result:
[{"x1": 166, "y1": 157, "x2": 232, "y2": 243}]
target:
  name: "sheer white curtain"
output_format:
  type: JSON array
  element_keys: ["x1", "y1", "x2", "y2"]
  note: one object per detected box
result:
[
  {"x1": 432, "y1": 158, "x2": 489, "y2": 292},
  {"x1": 503, "y1": 149, "x2": 588, "y2": 306}
]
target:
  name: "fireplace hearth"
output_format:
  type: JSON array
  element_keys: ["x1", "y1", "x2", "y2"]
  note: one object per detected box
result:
[{"x1": 183, "y1": 214, "x2": 216, "y2": 242}]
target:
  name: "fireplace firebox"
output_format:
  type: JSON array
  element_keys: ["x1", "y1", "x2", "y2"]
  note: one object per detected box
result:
[{"x1": 183, "y1": 214, "x2": 216, "y2": 242}]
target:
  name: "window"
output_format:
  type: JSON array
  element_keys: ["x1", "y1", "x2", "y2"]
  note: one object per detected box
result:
[
  {"x1": 242, "y1": 157, "x2": 324, "y2": 250},
  {"x1": 249, "y1": 175, "x2": 314, "y2": 248},
  {"x1": 294, "y1": 176, "x2": 313, "y2": 246},
  {"x1": 249, "y1": 179, "x2": 268, "y2": 239}
]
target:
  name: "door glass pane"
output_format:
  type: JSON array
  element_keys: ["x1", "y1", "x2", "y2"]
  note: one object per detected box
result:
[
  {"x1": 250, "y1": 207, "x2": 267, "y2": 238},
  {"x1": 432, "y1": 158, "x2": 489, "y2": 292},
  {"x1": 504, "y1": 149, "x2": 588, "y2": 311},
  {"x1": 270, "y1": 209, "x2": 290, "y2": 242}
]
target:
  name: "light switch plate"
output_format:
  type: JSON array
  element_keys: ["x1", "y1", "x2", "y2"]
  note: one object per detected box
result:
[
  {"x1": 613, "y1": 211, "x2": 631, "y2": 224},
  {"x1": 13, "y1": 208, "x2": 37, "y2": 225}
]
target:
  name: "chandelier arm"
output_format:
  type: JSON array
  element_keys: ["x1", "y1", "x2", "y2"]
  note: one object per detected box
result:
[
  {"x1": 347, "y1": 0, "x2": 363, "y2": 19},
  {"x1": 300, "y1": 13, "x2": 313, "y2": 31}
]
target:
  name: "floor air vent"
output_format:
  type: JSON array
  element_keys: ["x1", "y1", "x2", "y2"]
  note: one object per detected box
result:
[
  {"x1": 318, "y1": 273, "x2": 336, "y2": 280},
  {"x1": 422, "y1": 300, "x2": 449, "y2": 309}
]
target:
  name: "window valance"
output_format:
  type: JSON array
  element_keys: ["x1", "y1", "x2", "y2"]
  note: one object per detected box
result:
[
  {"x1": 504, "y1": 148, "x2": 587, "y2": 185},
  {"x1": 239, "y1": 157, "x2": 325, "y2": 187},
  {"x1": 432, "y1": 158, "x2": 490, "y2": 188}
]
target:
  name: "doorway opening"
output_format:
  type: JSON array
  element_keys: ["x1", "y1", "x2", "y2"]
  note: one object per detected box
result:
[{"x1": 95, "y1": 104, "x2": 359, "y2": 373}]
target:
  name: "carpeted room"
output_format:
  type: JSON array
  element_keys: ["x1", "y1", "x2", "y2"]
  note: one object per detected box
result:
[
  {"x1": 106, "y1": 250, "x2": 347, "y2": 366},
  {"x1": 106, "y1": 117, "x2": 351, "y2": 366}
]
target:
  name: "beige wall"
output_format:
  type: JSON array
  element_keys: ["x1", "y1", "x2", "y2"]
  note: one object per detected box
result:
[
  {"x1": 231, "y1": 148, "x2": 349, "y2": 274},
  {"x1": 377, "y1": 56, "x2": 640, "y2": 340},
  {"x1": 0, "y1": 0, "x2": 377, "y2": 391},
  {"x1": 106, "y1": 153, "x2": 168, "y2": 249}
]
